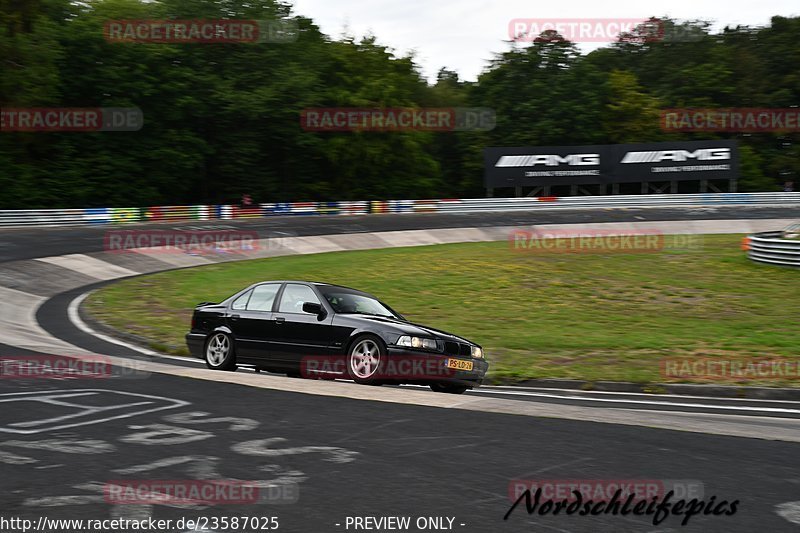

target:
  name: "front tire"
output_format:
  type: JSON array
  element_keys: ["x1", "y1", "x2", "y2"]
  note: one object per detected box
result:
[
  {"x1": 205, "y1": 332, "x2": 237, "y2": 371},
  {"x1": 347, "y1": 335, "x2": 386, "y2": 385}
]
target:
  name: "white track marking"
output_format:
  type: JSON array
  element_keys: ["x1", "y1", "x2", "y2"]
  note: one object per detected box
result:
[
  {"x1": 0, "y1": 285, "x2": 91, "y2": 354},
  {"x1": 232, "y1": 437, "x2": 359, "y2": 464},
  {"x1": 114, "y1": 455, "x2": 220, "y2": 478},
  {"x1": 776, "y1": 501, "x2": 800, "y2": 525},
  {"x1": 10, "y1": 401, "x2": 154, "y2": 428},
  {"x1": 0, "y1": 391, "x2": 96, "y2": 403},
  {"x1": 402, "y1": 383, "x2": 800, "y2": 415},
  {"x1": 0, "y1": 389, "x2": 188, "y2": 434},
  {"x1": 24, "y1": 494, "x2": 104, "y2": 507},
  {"x1": 68, "y1": 292, "x2": 204, "y2": 364},
  {"x1": 24, "y1": 483, "x2": 109, "y2": 507},
  {"x1": 1, "y1": 439, "x2": 114, "y2": 454},
  {"x1": 111, "y1": 503, "x2": 153, "y2": 524},
  {"x1": 485, "y1": 385, "x2": 800, "y2": 404},
  {"x1": 465, "y1": 387, "x2": 800, "y2": 415},
  {"x1": 162, "y1": 411, "x2": 259, "y2": 431},
  {"x1": 0, "y1": 450, "x2": 37, "y2": 464},
  {"x1": 119, "y1": 424, "x2": 214, "y2": 445}
]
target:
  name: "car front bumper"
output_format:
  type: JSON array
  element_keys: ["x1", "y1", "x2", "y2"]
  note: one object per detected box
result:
[{"x1": 386, "y1": 347, "x2": 489, "y2": 387}]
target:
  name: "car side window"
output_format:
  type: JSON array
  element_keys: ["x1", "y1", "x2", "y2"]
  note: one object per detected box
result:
[
  {"x1": 231, "y1": 289, "x2": 252, "y2": 310},
  {"x1": 247, "y1": 284, "x2": 280, "y2": 312},
  {"x1": 278, "y1": 284, "x2": 321, "y2": 314}
]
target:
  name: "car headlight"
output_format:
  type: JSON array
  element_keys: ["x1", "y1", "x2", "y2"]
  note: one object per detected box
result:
[
  {"x1": 397, "y1": 335, "x2": 437, "y2": 350},
  {"x1": 471, "y1": 346, "x2": 483, "y2": 359}
]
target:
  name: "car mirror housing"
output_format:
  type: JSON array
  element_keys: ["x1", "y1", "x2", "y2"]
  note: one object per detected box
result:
[{"x1": 302, "y1": 301, "x2": 326, "y2": 318}]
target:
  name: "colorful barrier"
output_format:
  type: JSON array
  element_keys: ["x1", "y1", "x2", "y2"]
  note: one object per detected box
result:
[
  {"x1": 84, "y1": 208, "x2": 111, "y2": 224},
  {"x1": 337, "y1": 201, "x2": 369, "y2": 215},
  {"x1": 231, "y1": 206, "x2": 264, "y2": 219},
  {"x1": 111, "y1": 207, "x2": 140, "y2": 224}
]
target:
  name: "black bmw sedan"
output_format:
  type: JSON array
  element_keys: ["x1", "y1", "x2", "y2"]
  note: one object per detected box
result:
[{"x1": 185, "y1": 281, "x2": 488, "y2": 394}]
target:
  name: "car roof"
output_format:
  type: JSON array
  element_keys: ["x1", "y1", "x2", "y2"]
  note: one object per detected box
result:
[{"x1": 250, "y1": 280, "x2": 372, "y2": 294}]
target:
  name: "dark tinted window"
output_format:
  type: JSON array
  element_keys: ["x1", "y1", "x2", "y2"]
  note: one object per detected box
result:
[{"x1": 320, "y1": 288, "x2": 397, "y2": 318}]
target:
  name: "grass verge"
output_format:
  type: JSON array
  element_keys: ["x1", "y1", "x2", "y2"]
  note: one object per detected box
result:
[{"x1": 84, "y1": 234, "x2": 800, "y2": 386}]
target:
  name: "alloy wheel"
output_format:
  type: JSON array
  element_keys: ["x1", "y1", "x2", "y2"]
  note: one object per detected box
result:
[
  {"x1": 350, "y1": 338, "x2": 380, "y2": 379},
  {"x1": 206, "y1": 333, "x2": 230, "y2": 367}
]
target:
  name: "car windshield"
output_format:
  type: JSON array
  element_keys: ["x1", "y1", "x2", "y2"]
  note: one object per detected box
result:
[{"x1": 319, "y1": 289, "x2": 398, "y2": 318}]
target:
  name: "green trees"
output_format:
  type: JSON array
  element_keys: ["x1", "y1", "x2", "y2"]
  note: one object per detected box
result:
[{"x1": 1, "y1": 3, "x2": 797, "y2": 207}]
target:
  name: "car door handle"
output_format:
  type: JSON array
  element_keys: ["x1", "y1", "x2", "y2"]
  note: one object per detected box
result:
[
  {"x1": 274, "y1": 317, "x2": 285, "y2": 324},
  {"x1": 230, "y1": 314, "x2": 240, "y2": 320}
]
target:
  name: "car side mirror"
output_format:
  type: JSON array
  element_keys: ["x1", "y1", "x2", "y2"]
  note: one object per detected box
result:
[{"x1": 302, "y1": 301, "x2": 326, "y2": 319}]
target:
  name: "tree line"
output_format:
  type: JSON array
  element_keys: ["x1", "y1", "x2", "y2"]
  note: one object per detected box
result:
[{"x1": 1, "y1": 0, "x2": 797, "y2": 208}]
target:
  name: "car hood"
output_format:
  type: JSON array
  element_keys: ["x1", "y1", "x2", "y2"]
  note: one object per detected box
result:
[{"x1": 344, "y1": 314, "x2": 475, "y2": 345}]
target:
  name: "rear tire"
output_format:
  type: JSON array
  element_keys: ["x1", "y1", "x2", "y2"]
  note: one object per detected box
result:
[
  {"x1": 204, "y1": 332, "x2": 237, "y2": 371},
  {"x1": 430, "y1": 383, "x2": 468, "y2": 395}
]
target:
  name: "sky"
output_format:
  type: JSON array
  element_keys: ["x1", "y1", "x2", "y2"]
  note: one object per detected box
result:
[{"x1": 289, "y1": 0, "x2": 800, "y2": 83}]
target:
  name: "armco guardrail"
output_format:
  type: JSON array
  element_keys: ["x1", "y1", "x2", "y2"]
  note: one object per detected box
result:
[
  {"x1": 745, "y1": 230, "x2": 800, "y2": 268},
  {"x1": 1, "y1": 192, "x2": 799, "y2": 227},
  {"x1": 433, "y1": 192, "x2": 800, "y2": 212}
]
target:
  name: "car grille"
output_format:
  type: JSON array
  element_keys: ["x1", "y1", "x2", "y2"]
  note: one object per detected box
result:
[{"x1": 445, "y1": 341, "x2": 472, "y2": 357}]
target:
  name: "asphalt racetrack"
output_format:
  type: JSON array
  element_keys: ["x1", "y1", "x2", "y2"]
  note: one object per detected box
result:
[{"x1": 1, "y1": 352, "x2": 799, "y2": 533}]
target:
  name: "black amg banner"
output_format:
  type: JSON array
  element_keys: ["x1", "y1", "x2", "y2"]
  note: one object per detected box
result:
[{"x1": 484, "y1": 140, "x2": 739, "y2": 188}]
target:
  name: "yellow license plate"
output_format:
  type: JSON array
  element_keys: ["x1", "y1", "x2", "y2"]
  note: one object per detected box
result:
[{"x1": 446, "y1": 359, "x2": 473, "y2": 371}]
